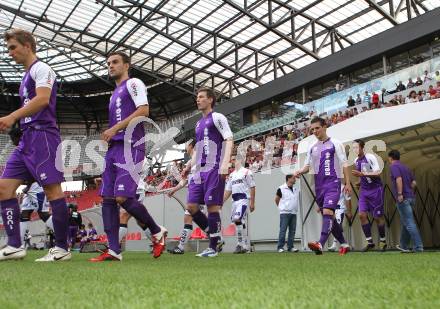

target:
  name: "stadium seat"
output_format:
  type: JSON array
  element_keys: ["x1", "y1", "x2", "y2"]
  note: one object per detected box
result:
[
  {"x1": 190, "y1": 227, "x2": 207, "y2": 239},
  {"x1": 222, "y1": 224, "x2": 236, "y2": 236},
  {"x1": 135, "y1": 232, "x2": 141, "y2": 240}
]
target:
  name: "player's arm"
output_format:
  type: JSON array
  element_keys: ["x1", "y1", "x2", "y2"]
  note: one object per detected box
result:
[
  {"x1": 336, "y1": 141, "x2": 352, "y2": 195},
  {"x1": 246, "y1": 171, "x2": 256, "y2": 212},
  {"x1": 223, "y1": 190, "x2": 232, "y2": 203},
  {"x1": 220, "y1": 138, "x2": 233, "y2": 178},
  {"x1": 102, "y1": 78, "x2": 149, "y2": 142},
  {"x1": 212, "y1": 113, "x2": 233, "y2": 178},
  {"x1": 294, "y1": 145, "x2": 312, "y2": 178},
  {"x1": 167, "y1": 178, "x2": 188, "y2": 197},
  {"x1": 411, "y1": 180, "x2": 417, "y2": 190}
]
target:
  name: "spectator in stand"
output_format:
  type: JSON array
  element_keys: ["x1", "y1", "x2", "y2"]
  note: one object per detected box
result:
[
  {"x1": 436, "y1": 81, "x2": 440, "y2": 92},
  {"x1": 414, "y1": 77, "x2": 423, "y2": 86},
  {"x1": 407, "y1": 78, "x2": 414, "y2": 89},
  {"x1": 435, "y1": 71, "x2": 440, "y2": 82},
  {"x1": 419, "y1": 90, "x2": 430, "y2": 101},
  {"x1": 371, "y1": 91, "x2": 380, "y2": 108},
  {"x1": 363, "y1": 91, "x2": 371, "y2": 106},
  {"x1": 428, "y1": 85, "x2": 437, "y2": 99},
  {"x1": 396, "y1": 81, "x2": 406, "y2": 92},
  {"x1": 353, "y1": 107, "x2": 359, "y2": 116},
  {"x1": 355, "y1": 94, "x2": 362, "y2": 105},
  {"x1": 405, "y1": 90, "x2": 418, "y2": 104},
  {"x1": 423, "y1": 70, "x2": 432, "y2": 84},
  {"x1": 397, "y1": 94, "x2": 404, "y2": 104},
  {"x1": 347, "y1": 95, "x2": 355, "y2": 107}
]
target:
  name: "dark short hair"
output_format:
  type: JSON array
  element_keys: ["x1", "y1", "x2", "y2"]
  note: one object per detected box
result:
[
  {"x1": 388, "y1": 149, "x2": 400, "y2": 160},
  {"x1": 311, "y1": 117, "x2": 326, "y2": 127},
  {"x1": 4, "y1": 29, "x2": 36, "y2": 53},
  {"x1": 107, "y1": 51, "x2": 131, "y2": 65},
  {"x1": 197, "y1": 87, "x2": 216, "y2": 107},
  {"x1": 286, "y1": 174, "x2": 294, "y2": 181},
  {"x1": 354, "y1": 139, "x2": 365, "y2": 149}
]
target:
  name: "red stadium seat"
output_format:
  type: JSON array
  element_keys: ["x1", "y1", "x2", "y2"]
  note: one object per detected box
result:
[
  {"x1": 190, "y1": 227, "x2": 207, "y2": 239},
  {"x1": 135, "y1": 232, "x2": 141, "y2": 240},
  {"x1": 222, "y1": 224, "x2": 236, "y2": 236}
]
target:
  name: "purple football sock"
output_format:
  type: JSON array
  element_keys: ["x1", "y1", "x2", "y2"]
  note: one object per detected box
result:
[
  {"x1": 378, "y1": 224, "x2": 386, "y2": 239},
  {"x1": 120, "y1": 198, "x2": 160, "y2": 235},
  {"x1": 362, "y1": 223, "x2": 373, "y2": 243},
  {"x1": 192, "y1": 210, "x2": 209, "y2": 232},
  {"x1": 208, "y1": 212, "x2": 221, "y2": 251},
  {"x1": 102, "y1": 199, "x2": 121, "y2": 254},
  {"x1": 319, "y1": 214, "x2": 333, "y2": 247},
  {"x1": 50, "y1": 198, "x2": 69, "y2": 251},
  {"x1": 1, "y1": 198, "x2": 21, "y2": 248},
  {"x1": 331, "y1": 218, "x2": 346, "y2": 244}
]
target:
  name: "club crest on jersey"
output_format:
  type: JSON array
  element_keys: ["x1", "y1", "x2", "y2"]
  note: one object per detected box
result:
[
  {"x1": 118, "y1": 184, "x2": 125, "y2": 191},
  {"x1": 40, "y1": 173, "x2": 47, "y2": 181}
]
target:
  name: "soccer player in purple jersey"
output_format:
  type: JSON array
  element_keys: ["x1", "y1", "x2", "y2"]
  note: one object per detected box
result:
[
  {"x1": 182, "y1": 88, "x2": 233, "y2": 257},
  {"x1": 294, "y1": 117, "x2": 351, "y2": 255},
  {"x1": 90, "y1": 52, "x2": 166, "y2": 262},
  {"x1": 351, "y1": 139, "x2": 388, "y2": 251},
  {"x1": 0, "y1": 29, "x2": 70, "y2": 262}
]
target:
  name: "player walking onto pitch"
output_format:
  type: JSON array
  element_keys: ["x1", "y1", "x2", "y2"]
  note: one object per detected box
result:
[
  {"x1": 294, "y1": 117, "x2": 351, "y2": 255},
  {"x1": 352, "y1": 139, "x2": 388, "y2": 251},
  {"x1": 0, "y1": 29, "x2": 70, "y2": 262},
  {"x1": 90, "y1": 52, "x2": 166, "y2": 262},
  {"x1": 181, "y1": 88, "x2": 233, "y2": 258},
  {"x1": 223, "y1": 155, "x2": 256, "y2": 254}
]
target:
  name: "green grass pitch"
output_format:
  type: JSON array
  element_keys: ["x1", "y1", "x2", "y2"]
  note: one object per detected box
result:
[{"x1": 1, "y1": 251, "x2": 439, "y2": 308}]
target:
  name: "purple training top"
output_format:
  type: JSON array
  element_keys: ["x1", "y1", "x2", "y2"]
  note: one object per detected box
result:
[
  {"x1": 389, "y1": 161, "x2": 415, "y2": 199},
  {"x1": 194, "y1": 112, "x2": 233, "y2": 168},
  {"x1": 108, "y1": 78, "x2": 149, "y2": 149},
  {"x1": 19, "y1": 60, "x2": 58, "y2": 129},
  {"x1": 305, "y1": 137, "x2": 347, "y2": 190},
  {"x1": 355, "y1": 153, "x2": 383, "y2": 190}
]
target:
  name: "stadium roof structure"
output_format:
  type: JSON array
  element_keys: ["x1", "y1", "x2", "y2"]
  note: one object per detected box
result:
[{"x1": 1, "y1": 0, "x2": 440, "y2": 126}]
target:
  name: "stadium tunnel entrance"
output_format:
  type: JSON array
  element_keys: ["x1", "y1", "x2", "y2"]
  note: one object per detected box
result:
[{"x1": 297, "y1": 99, "x2": 440, "y2": 250}]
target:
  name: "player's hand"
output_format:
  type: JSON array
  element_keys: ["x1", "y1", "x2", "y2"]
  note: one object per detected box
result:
[
  {"x1": 345, "y1": 211, "x2": 353, "y2": 221},
  {"x1": 315, "y1": 207, "x2": 321, "y2": 213},
  {"x1": 397, "y1": 194, "x2": 404, "y2": 203},
  {"x1": 181, "y1": 168, "x2": 189, "y2": 179},
  {"x1": 294, "y1": 171, "x2": 302, "y2": 179},
  {"x1": 250, "y1": 204, "x2": 255, "y2": 212},
  {"x1": 351, "y1": 170, "x2": 363, "y2": 177},
  {"x1": 220, "y1": 164, "x2": 229, "y2": 180},
  {"x1": 167, "y1": 189, "x2": 176, "y2": 197},
  {"x1": 344, "y1": 184, "x2": 352, "y2": 195},
  {"x1": 0, "y1": 115, "x2": 16, "y2": 131},
  {"x1": 101, "y1": 127, "x2": 117, "y2": 142}
]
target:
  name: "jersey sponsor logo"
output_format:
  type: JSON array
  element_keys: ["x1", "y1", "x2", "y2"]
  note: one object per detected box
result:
[
  {"x1": 203, "y1": 128, "x2": 209, "y2": 155},
  {"x1": 115, "y1": 97, "x2": 122, "y2": 123},
  {"x1": 328, "y1": 200, "x2": 333, "y2": 205},
  {"x1": 231, "y1": 179, "x2": 244, "y2": 185},
  {"x1": 118, "y1": 184, "x2": 125, "y2": 191},
  {"x1": 324, "y1": 152, "x2": 331, "y2": 176},
  {"x1": 40, "y1": 173, "x2": 47, "y2": 181}
]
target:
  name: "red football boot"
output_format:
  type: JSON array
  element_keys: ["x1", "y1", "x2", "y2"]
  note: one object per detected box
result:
[
  {"x1": 89, "y1": 249, "x2": 122, "y2": 262},
  {"x1": 308, "y1": 241, "x2": 323, "y2": 255},
  {"x1": 339, "y1": 244, "x2": 350, "y2": 256},
  {"x1": 152, "y1": 226, "x2": 168, "y2": 258}
]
